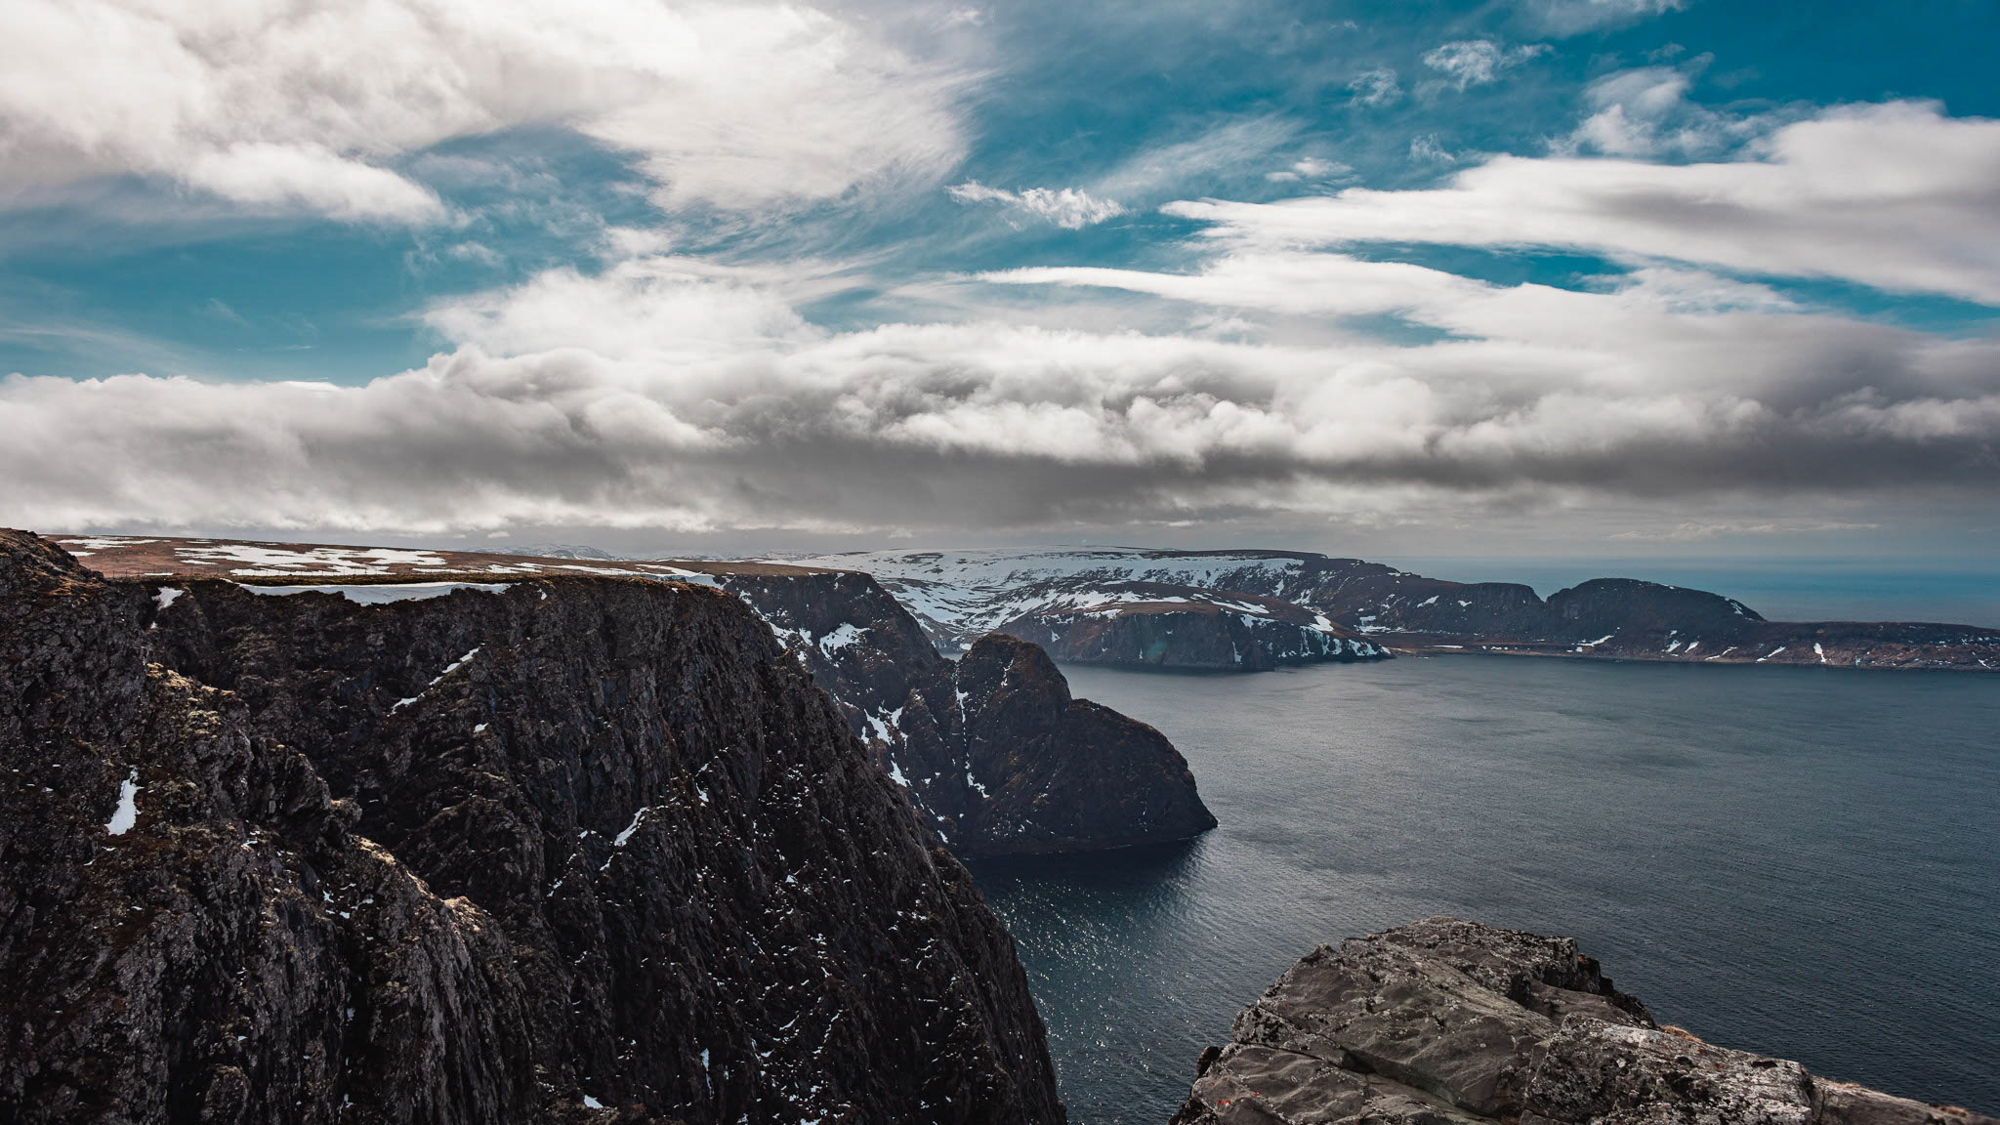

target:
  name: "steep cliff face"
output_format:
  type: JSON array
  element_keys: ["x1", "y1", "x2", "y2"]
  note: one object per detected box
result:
[
  {"x1": 1172, "y1": 918, "x2": 1994, "y2": 1125},
  {"x1": 720, "y1": 573, "x2": 1216, "y2": 856},
  {"x1": 0, "y1": 531, "x2": 1066, "y2": 1125},
  {"x1": 948, "y1": 633, "x2": 1218, "y2": 852}
]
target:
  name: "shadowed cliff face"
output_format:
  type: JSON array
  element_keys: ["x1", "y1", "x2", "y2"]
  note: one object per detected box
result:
[
  {"x1": 0, "y1": 530, "x2": 1066, "y2": 1125},
  {"x1": 1172, "y1": 918, "x2": 1996, "y2": 1125},
  {"x1": 721, "y1": 573, "x2": 1217, "y2": 857}
]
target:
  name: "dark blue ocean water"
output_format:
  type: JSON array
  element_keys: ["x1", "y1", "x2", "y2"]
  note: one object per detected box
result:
[{"x1": 970, "y1": 656, "x2": 2000, "y2": 1124}]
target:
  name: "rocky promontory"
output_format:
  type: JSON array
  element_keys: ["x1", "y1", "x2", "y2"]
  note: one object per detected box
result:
[
  {"x1": 1, "y1": 530, "x2": 1065, "y2": 1124},
  {"x1": 719, "y1": 572, "x2": 1218, "y2": 856},
  {"x1": 44, "y1": 533, "x2": 1218, "y2": 860},
  {"x1": 1173, "y1": 917, "x2": 1993, "y2": 1125}
]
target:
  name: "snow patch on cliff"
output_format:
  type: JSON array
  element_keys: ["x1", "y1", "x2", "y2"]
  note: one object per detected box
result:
[{"x1": 106, "y1": 770, "x2": 140, "y2": 835}]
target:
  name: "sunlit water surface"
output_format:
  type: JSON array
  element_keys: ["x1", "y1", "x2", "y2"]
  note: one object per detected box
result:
[{"x1": 969, "y1": 656, "x2": 2000, "y2": 1124}]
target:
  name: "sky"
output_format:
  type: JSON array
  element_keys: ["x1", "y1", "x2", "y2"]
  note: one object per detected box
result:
[{"x1": 2, "y1": 0, "x2": 1999, "y2": 563}]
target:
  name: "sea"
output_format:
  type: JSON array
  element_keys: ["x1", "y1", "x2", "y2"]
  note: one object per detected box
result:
[{"x1": 970, "y1": 655, "x2": 2000, "y2": 1123}]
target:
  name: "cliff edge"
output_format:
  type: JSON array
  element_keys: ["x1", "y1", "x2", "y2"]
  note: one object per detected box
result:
[{"x1": 0, "y1": 530, "x2": 1065, "y2": 1124}]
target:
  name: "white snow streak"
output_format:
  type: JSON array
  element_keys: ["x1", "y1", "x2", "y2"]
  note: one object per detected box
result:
[
  {"x1": 106, "y1": 770, "x2": 140, "y2": 835},
  {"x1": 613, "y1": 807, "x2": 650, "y2": 847}
]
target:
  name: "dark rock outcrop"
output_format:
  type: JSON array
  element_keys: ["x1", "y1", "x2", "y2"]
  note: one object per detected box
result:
[
  {"x1": 1171, "y1": 917, "x2": 1994, "y2": 1125},
  {"x1": 1, "y1": 530, "x2": 1065, "y2": 1124},
  {"x1": 720, "y1": 573, "x2": 1216, "y2": 857}
]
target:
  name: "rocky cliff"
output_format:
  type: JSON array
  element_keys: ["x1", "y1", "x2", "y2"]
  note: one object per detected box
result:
[
  {"x1": 991, "y1": 584, "x2": 1386, "y2": 671},
  {"x1": 1172, "y1": 917, "x2": 1994, "y2": 1125},
  {"x1": 786, "y1": 549, "x2": 2000, "y2": 672},
  {"x1": 0, "y1": 530, "x2": 1066, "y2": 1124},
  {"x1": 48, "y1": 534, "x2": 1219, "y2": 859},
  {"x1": 719, "y1": 572, "x2": 1217, "y2": 857}
]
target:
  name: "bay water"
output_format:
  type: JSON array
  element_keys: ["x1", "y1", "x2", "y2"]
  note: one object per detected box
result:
[{"x1": 971, "y1": 656, "x2": 2000, "y2": 1123}]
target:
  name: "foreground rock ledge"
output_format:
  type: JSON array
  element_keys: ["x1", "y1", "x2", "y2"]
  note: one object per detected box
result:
[{"x1": 1172, "y1": 917, "x2": 1994, "y2": 1125}]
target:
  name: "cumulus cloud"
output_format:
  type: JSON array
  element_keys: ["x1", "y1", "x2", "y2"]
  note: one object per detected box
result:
[
  {"x1": 947, "y1": 182, "x2": 1125, "y2": 228},
  {"x1": 1169, "y1": 101, "x2": 2000, "y2": 303},
  {"x1": 0, "y1": 0, "x2": 966, "y2": 223},
  {"x1": 7, "y1": 78, "x2": 1997, "y2": 540},
  {"x1": 4, "y1": 235, "x2": 1997, "y2": 536}
]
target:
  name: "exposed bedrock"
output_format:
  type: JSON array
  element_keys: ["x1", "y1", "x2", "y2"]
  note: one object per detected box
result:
[
  {"x1": 720, "y1": 573, "x2": 1217, "y2": 857},
  {"x1": 0, "y1": 530, "x2": 1065, "y2": 1125},
  {"x1": 1171, "y1": 917, "x2": 1993, "y2": 1125}
]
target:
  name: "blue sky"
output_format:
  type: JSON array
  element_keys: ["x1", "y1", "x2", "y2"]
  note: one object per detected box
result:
[{"x1": 2, "y1": 0, "x2": 1998, "y2": 561}]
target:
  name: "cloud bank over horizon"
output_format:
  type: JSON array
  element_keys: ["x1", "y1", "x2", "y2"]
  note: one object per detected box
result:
[{"x1": 2, "y1": 0, "x2": 1997, "y2": 555}]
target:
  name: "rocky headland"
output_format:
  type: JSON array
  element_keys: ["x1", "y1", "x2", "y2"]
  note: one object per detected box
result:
[
  {"x1": 1, "y1": 530, "x2": 1065, "y2": 1123},
  {"x1": 717, "y1": 571, "x2": 1217, "y2": 856},
  {"x1": 1172, "y1": 917, "x2": 1994, "y2": 1125},
  {"x1": 788, "y1": 549, "x2": 2000, "y2": 672},
  {"x1": 47, "y1": 533, "x2": 1218, "y2": 859}
]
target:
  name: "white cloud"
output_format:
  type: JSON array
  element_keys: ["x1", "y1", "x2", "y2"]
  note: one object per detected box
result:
[
  {"x1": 1088, "y1": 117, "x2": 1304, "y2": 201},
  {"x1": 4, "y1": 240, "x2": 1996, "y2": 536},
  {"x1": 1409, "y1": 135, "x2": 1458, "y2": 164},
  {"x1": 1421, "y1": 40, "x2": 1548, "y2": 92},
  {"x1": 1169, "y1": 101, "x2": 2000, "y2": 304},
  {"x1": 1264, "y1": 158, "x2": 1352, "y2": 184},
  {"x1": 0, "y1": 0, "x2": 967, "y2": 223},
  {"x1": 1348, "y1": 69, "x2": 1403, "y2": 107},
  {"x1": 1561, "y1": 66, "x2": 1792, "y2": 158},
  {"x1": 183, "y1": 143, "x2": 448, "y2": 224},
  {"x1": 948, "y1": 182, "x2": 1125, "y2": 229},
  {"x1": 1527, "y1": 0, "x2": 1687, "y2": 36}
]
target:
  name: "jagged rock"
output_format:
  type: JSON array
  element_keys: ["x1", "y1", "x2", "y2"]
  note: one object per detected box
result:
[
  {"x1": 1171, "y1": 918, "x2": 1992, "y2": 1125},
  {"x1": 0, "y1": 530, "x2": 1065, "y2": 1125},
  {"x1": 720, "y1": 573, "x2": 1216, "y2": 857}
]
